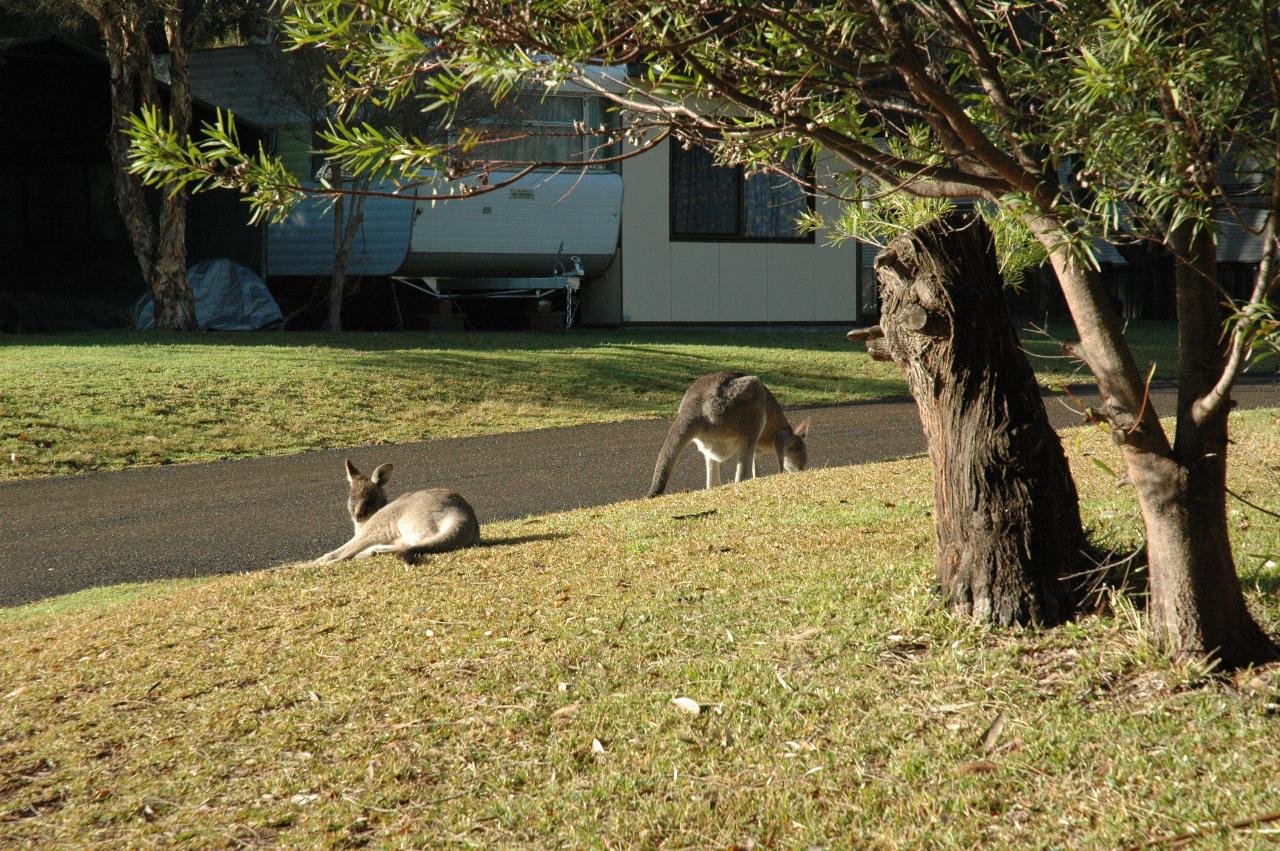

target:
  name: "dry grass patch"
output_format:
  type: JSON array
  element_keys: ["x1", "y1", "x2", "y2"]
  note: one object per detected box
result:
[{"x1": 3, "y1": 410, "x2": 1280, "y2": 848}]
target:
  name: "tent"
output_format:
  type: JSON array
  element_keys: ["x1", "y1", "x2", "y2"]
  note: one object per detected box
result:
[{"x1": 133, "y1": 258, "x2": 282, "y2": 330}]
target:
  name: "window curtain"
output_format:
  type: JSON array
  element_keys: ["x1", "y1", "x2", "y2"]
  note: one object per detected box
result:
[
  {"x1": 469, "y1": 95, "x2": 586, "y2": 164},
  {"x1": 670, "y1": 144, "x2": 740, "y2": 236},
  {"x1": 742, "y1": 155, "x2": 809, "y2": 238}
]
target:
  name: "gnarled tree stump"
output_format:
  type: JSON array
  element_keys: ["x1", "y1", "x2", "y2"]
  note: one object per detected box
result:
[{"x1": 857, "y1": 212, "x2": 1088, "y2": 626}]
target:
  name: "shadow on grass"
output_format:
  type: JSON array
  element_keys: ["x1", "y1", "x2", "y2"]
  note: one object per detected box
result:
[{"x1": 477, "y1": 531, "x2": 571, "y2": 548}]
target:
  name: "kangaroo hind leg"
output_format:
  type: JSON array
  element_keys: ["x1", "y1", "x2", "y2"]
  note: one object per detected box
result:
[
  {"x1": 400, "y1": 513, "x2": 479, "y2": 563},
  {"x1": 314, "y1": 532, "x2": 385, "y2": 564},
  {"x1": 704, "y1": 454, "x2": 722, "y2": 489}
]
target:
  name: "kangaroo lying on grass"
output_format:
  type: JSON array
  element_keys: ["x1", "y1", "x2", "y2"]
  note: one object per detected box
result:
[
  {"x1": 648, "y1": 372, "x2": 810, "y2": 497},
  {"x1": 314, "y1": 459, "x2": 480, "y2": 564}
]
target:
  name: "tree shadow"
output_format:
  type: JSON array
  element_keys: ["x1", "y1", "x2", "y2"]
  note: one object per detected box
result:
[
  {"x1": 1243, "y1": 567, "x2": 1280, "y2": 596},
  {"x1": 476, "y1": 531, "x2": 571, "y2": 548}
]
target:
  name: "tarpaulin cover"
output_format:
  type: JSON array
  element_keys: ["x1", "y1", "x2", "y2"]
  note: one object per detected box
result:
[{"x1": 133, "y1": 258, "x2": 282, "y2": 330}]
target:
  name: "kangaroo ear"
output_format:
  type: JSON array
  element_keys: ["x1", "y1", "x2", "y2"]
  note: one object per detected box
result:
[
  {"x1": 793, "y1": 418, "x2": 811, "y2": 438},
  {"x1": 371, "y1": 463, "x2": 393, "y2": 485},
  {"x1": 344, "y1": 458, "x2": 360, "y2": 482}
]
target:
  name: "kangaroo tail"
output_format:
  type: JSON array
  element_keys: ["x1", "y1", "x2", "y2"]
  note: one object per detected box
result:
[
  {"x1": 400, "y1": 513, "x2": 481, "y2": 564},
  {"x1": 647, "y1": 416, "x2": 696, "y2": 498}
]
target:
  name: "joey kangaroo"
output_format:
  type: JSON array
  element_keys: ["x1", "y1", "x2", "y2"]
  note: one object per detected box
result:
[
  {"x1": 647, "y1": 372, "x2": 810, "y2": 497},
  {"x1": 314, "y1": 459, "x2": 480, "y2": 564}
]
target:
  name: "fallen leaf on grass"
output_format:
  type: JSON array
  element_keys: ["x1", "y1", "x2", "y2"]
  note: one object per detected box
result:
[
  {"x1": 551, "y1": 702, "x2": 580, "y2": 724},
  {"x1": 1236, "y1": 674, "x2": 1276, "y2": 695},
  {"x1": 958, "y1": 760, "x2": 1000, "y2": 774},
  {"x1": 786, "y1": 627, "x2": 823, "y2": 643},
  {"x1": 671, "y1": 696, "x2": 702, "y2": 715},
  {"x1": 979, "y1": 711, "x2": 1007, "y2": 754}
]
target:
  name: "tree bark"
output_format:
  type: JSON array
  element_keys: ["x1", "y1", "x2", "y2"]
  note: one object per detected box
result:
[
  {"x1": 1130, "y1": 224, "x2": 1278, "y2": 668},
  {"x1": 322, "y1": 164, "x2": 368, "y2": 333},
  {"x1": 151, "y1": 4, "x2": 197, "y2": 330},
  {"x1": 1027, "y1": 215, "x2": 1277, "y2": 669},
  {"x1": 91, "y1": 0, "x2": 198, "y2": 331},
  {"x1": 871, "y1": 212, "x2": 1088, "y2": 626}
]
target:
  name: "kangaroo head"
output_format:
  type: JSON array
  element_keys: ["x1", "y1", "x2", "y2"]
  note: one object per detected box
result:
[
  {"x1": 782, "y1": 419, "x2": 810, "y2": 473},
  {"x1": 343, "y1": 458, "x2": 392, "y2": 530}
]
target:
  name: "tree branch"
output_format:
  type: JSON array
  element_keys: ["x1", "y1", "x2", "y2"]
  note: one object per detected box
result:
[
  {"x1": 670, "y1": 50, "x2": 1008, "y2": 197},
  {"x1": 931, "y1": 0, "x2": 1038, "y2": 173},
  {"x1": 868, "y1": 0, "x2": 1047, "y2": 205},
  {"x1": 1192, "y1": 171, "x2": 1280, "y2": 426}
]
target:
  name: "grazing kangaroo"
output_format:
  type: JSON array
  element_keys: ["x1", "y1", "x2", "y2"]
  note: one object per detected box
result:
[
  {"x1": 647, "y1": 372, "x2": 810, "y2": 497},
  {"x1": 314, "y1": 459, "x2": 480, "y2": 564}
]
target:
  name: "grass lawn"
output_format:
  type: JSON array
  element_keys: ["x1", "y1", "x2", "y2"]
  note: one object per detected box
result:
[
  {"x1": 1, "y1": 322, "x2": 1182, "y2": 482},
  {"x1": 2, "y1": 409, "x2": 1279, "y2": 847}
]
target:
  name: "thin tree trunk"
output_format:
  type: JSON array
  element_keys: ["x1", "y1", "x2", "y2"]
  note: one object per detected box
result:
[
  {"x1": 1133, "y1": 224, "x2": 1277, "y2": 668},
  {"x1": 322, "y1": 165, "x2": 368, "y2": 332},
  {"x1": 153, "y1": 4, "x2": 197, "y2": 331},
  {"x1": 92, "y1": 0, "x2": 197, "y2": 331},
  {"x1": 1029, "y1": 216, "x2": 1278, "y2": 669},
  {"x1": 98, "y1": 6, "x2": 157, "y2": 283},
  {"x1": 870, "y1": 212, "x2": 1087, "y2": 626},
  {"x1": 323, "y1": 182, "x2": 347, "y2": 332}
]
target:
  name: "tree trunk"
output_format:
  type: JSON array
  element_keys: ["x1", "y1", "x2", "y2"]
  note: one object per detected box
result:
[
  {"x1": 1130, "y1": 451, "x2": 1276, "y2": 668},
  {"x1": 152, "y1": 5, "x2": 197, "y2": 331},
  {"x1": 323, "y1": 186, "x2": 347, "y2": 332},
  {"x1": 1028, "y1": 214, "x2": 1277, "y2": 669},
  {"x1": 870, "y1": 212, "x2": 1088, "y2": 626},
  {"x1": 322, "y1": 165, "x2": 369, "y2": 332},
  {"x1": 150, "y1": 196, "x2": 196, "y2": 330},
  {"x1": 94, "y1": 0, "x2": 198, "y2": 331},
  {"x1": 1129, "y1": 224, "x2": 1278, "y2": 668}
]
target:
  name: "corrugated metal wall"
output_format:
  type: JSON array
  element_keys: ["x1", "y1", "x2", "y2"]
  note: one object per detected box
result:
[{"x1": 267, "y1": 184, "x2": 415, "y2": 277}]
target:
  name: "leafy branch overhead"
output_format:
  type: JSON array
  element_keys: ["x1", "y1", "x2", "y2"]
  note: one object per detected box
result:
[
  {"x1": 127, "y1": 107, "x2": 304, "y2": 224},
  {"x1": 128, "y1": 2, "x2": 1268, "y2": 262}
]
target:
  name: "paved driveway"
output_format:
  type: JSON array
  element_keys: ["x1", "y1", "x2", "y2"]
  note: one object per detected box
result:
[{"x1": 3, "y1": 380, "x2": 1279, "y2": 607}]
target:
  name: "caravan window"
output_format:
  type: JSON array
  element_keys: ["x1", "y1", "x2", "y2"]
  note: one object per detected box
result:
[
  {"x1": 464, "y1": 95, "x2": 616, "y2": 169},
  {"x1": 670, "y1": 143, "x2": 813, "y2": 242}
]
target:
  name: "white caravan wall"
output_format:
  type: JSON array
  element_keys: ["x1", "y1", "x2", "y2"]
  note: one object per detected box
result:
[
  {"x1": 402, "y1": 170, "x2": 622, "y2": 278},
  {"x1": 620, "y1": 139, "x2": 859, "y2": 323}
]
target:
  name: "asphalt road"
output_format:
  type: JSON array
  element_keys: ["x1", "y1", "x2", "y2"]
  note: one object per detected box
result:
[{"x1": 4, "y1": 380, "x2": 1280, "y2": 607}]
